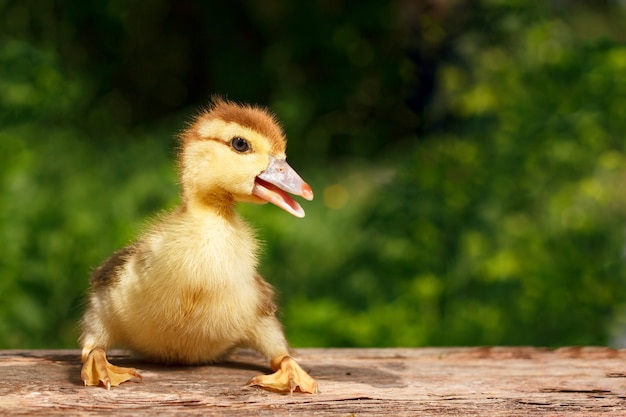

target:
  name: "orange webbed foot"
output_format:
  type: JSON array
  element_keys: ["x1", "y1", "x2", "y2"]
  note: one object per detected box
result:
[
  {"x1": 247, "y1": 355, "x2": 318, "y2": 394},
  {"x1": 81, "y1": 348, "x2": 142, "y2": 389}
]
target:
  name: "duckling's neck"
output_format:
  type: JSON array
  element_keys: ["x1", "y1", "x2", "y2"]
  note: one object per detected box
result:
[{"x1": 181, "y1": 190, "x2": 237, "y2": 219}]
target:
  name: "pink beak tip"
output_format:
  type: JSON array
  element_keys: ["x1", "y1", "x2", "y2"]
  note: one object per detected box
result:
[{"x1": 301, "y1": 184, "x2": 314, "y2": 201}]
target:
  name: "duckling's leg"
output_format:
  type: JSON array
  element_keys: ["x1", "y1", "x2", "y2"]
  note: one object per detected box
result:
[
  {"x1": 246, "y1": 316, "x2": 318, "y2": 394},
  {"x1": 81, "y1": 347, "x2": 142, "y2": 389}
]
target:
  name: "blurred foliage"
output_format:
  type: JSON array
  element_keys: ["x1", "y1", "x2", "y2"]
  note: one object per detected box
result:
[{"x1": 1, "y1": 0, "x2": 626, "y2": 349}]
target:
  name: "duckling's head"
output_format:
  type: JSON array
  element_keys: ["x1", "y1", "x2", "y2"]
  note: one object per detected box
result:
[{"x1": 178, "y1": 98, "x2": 313, "y2": 217}]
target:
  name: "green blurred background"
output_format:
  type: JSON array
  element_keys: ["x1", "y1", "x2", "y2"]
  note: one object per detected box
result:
[{"x1": 2, "y1": 0, "x2": 626, "y2": 349}]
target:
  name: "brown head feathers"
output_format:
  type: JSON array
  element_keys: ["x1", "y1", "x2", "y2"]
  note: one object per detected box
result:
[{"x1": 180, "y1": 97, "x2": 286, "y2": 154}]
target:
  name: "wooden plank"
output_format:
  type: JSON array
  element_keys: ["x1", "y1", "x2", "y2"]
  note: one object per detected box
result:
[{"x1": 1, "y1": 347, "x2": 625, "y2": 416}]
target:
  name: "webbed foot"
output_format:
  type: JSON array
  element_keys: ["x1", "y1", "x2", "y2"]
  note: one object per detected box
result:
[
  {"x1": 247, "y1": 355, "x2": 318, "y2": 394},
  {"x1": 81, "y1": 348, "x2": 142, "y2": 389}
]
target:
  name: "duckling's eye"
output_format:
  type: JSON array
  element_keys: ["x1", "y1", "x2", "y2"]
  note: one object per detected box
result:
[{"x1": 231, "y1": 137, "x2": 250, "y2": 153}]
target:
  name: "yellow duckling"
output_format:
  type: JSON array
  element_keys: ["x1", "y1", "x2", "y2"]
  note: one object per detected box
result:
[{"x1": 80, "y1": 98, "x2": 317, "y2": 394}]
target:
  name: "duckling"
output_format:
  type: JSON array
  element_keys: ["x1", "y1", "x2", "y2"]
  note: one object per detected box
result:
[{"x1": 79, "y1": 98, "x2": 318, "y2": 394}]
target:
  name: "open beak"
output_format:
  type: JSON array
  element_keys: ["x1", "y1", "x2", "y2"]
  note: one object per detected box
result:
[{"x1": 252, "y1": 156, "x2": 314, "y2": 218}]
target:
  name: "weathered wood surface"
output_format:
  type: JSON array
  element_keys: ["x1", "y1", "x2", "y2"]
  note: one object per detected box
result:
[{"x1": 1, "y1": 347, "x2": 625, "y2": 416}]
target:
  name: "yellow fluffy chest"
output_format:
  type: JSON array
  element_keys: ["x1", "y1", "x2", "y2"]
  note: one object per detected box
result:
[{"x1": 111, "y1": 211, "x2": 261, "y2": 363}]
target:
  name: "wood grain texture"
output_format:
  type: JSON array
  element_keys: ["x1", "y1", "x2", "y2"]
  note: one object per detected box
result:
[{"x1": 1, "y1": 347, "x2": 625, "y2": 416}]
